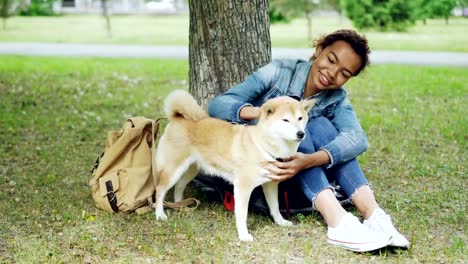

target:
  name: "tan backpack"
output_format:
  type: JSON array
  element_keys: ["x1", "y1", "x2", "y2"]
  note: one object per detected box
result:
[{"x1": 89, "y1": 117, "x2": 199, "y2": 215}]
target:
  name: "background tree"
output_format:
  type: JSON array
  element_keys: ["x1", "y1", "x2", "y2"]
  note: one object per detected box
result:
[
  {"x1": 385, "y1": 0, "x2": 414, "y2": 31},
  {"x1": 1, "y1": 0, "x2": 24, "y2": 29},
  {"x1": 412, "y1": 0, "x2": 433, "y2": 25},
  {"x1": 342, "y1": 0, "x2": 374, "y2": 29},
  {"x1": 325, "y1": 0, "x2": 346, "y2": 24},
  {"x1": 427, "y1": 0, "x2": 457, "y2": 24},
  {"x1": 270, "y1": 0, "x2": 319, "y2": 41},
  {"x1": 458, "y1": 0, "x2": 468, "y2": 16},
  {"x1": 188, "y1": 0, "x2": 271, "y2": 108},
  {"x1": 101, "y1": 0, "x2": 112, "y2": 38}
]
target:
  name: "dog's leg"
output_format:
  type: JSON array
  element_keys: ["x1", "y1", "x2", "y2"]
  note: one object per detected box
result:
[
  {"x1": 233, "y1": 181, "x2": 255, "y2": 242},
  {"x1": 155, "y1": 170, "x2": 170, "y2": 221},
  {"x1": 174, "y1": 164, "x2": 198, "y2": 202},
  {"x1": 262, "y1": 182, "x2": 293, "y2": 227},
  {"x1": 155, "y1": 158, "x2": 193, "y2": 221}
]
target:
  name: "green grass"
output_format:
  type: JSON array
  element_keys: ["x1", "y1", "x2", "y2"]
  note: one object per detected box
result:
[
  {"x1": 0, "y1": 56, "x2": 466, "y2": 263},
  {"x1": 0, "y1": 15, "x2": 189, "y2": 46},
  {"x1": 1, "y1": 14, "x2": 468, "y2": 52}
]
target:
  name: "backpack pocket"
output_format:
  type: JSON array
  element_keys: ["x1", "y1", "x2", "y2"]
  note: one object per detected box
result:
[
  {"x1": 95, "y1": 167, "x2": 154, "y2": 214},
  {"x1": 115, "y1": 167, "x2": 154, "y2": 212},
  {"x1": 97, "y1": 171, "x2": 121, "y2": 213}
]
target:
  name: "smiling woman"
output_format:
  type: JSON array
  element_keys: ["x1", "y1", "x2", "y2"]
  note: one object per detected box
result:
[{"x1": 208, "y1": 29, "x2": 410, "y2": 252}]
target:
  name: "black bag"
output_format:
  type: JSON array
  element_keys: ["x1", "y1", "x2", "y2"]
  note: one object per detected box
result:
[{"x1": 192, "y1": 175, "x2": 351, "y2": 218}]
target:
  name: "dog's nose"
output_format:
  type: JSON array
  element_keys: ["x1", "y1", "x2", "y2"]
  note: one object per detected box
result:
[{"x1": 297, "y1": 131, "x2": 305, "y2": 139}]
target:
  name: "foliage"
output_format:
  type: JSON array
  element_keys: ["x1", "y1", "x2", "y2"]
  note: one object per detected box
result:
[
  {"x1": 343, "y1": 0, "x2": 459, "y2": 29},
  {"x1": 269, "y1": 5, "x2": 290, "y2": 24},
  {"x1": 0, "y1": 56, "x2": 466, "y2": 262},
  {"x1": 342, "y1": 0, "x2": 414, "y2": 31},
  {"x1": 412, "y1": 0, "x2": 457, "y2": 23},
  {"x1": 19, "y1": 0, "x2": 56, "y2": 16},
  {"x1": 411, "y1": 0, "x2": 433, "y2": 24},
  {"x1": 458, "y1": 0, "x2": 468, "y2": 8},
  {"x1": 428, "y1": 0, "x2": 457, "y2": 22}
]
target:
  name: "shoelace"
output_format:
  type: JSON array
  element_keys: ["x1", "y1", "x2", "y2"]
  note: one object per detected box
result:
[{"x1": 374, "y1": 211, "x2": 399, "y2": 235}]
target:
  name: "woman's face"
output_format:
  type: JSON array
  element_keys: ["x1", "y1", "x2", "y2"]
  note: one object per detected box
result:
[{"x1": 310, "y1": 40, "x2": 362, "y2": 91}]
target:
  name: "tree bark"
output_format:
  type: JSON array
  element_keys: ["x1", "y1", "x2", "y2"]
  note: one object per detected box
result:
[{"x1": 188, "y1": 0, "x2": 271, "y2": 109}]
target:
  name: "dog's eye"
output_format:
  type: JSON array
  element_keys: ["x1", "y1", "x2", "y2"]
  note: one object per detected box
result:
[
  {"x1": 298, "y1": 117, "x2": 303, "y2": 121},
  {"x1": 282, "y1": 119, "x2": 289, "y2": 122}
]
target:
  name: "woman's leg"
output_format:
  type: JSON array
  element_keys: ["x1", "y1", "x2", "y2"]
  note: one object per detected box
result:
[
  {"x1": 326, "y1": 159, "x2": 378, "y2": 219},
  {"x1": 292, "y1": 164, "x2": 347, "y2": 227},
  {"x1": 307, "y1": 117, "x2": 377, "y2": 218},
  {"x1": 352, "y1": 186, "x2": 378, "y2": 219},
  {"x1": 296, "y1": 117, "x2": 391, "y2": 252},
  {"x1": 308, "y1": 117, "x2": 409, "y2": 248},
  {"x1": 288, "y1": 117, "x2": 346, "y2": 227}
]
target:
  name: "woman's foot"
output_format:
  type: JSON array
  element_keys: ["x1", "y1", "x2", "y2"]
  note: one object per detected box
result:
[
  {"x1": 327, "y1": 213, "x2": 391, "y2": 252},
  {"x1": 363, "y1": 208, "x2": 410, "y2": 248}
]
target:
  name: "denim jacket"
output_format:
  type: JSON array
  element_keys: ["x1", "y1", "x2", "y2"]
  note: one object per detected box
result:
[{"x1": 207, "y1": 59, "x2": 368, "y2": 168}]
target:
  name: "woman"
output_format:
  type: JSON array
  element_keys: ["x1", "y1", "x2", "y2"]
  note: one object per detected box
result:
[{"x1": 207, "y1": 29, "x2": 410, "y2": 252}]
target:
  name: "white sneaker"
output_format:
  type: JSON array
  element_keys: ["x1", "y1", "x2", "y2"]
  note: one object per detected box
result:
[
  {"x1": 327, "y1": 213, "x2": 391, "y2": 252},
  {"x1": 364, "y1": 208, "x2": 410, "y2": 248}
]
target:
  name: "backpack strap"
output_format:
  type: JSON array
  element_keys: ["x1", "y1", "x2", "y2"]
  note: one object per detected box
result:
[
  {"x1": 105, "y1": 180, "x2": 119, "y2": 213},
  {"x1": 135, "y1": 197, "x2": 200, "y2": 215},
  {"x1": 151, "y1": 117, "x2": 165, "y2": 187}
]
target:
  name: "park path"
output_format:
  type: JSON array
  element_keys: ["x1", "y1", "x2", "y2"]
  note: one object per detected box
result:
[{"x1": 0, "y1": 42, "x2": 467, "y2": 67}]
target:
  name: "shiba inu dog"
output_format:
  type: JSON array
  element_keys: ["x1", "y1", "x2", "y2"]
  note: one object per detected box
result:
[{"x1": 155, "y1": 89, "x2": 315, "y2": 241}]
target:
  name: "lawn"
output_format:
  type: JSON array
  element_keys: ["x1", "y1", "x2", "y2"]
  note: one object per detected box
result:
[
  {"x1": 1, "y1": 14, "x2": 468, "y2": 52},
  {"x1": 0, "y1": 56, "x2": 466, "y2": 263}
]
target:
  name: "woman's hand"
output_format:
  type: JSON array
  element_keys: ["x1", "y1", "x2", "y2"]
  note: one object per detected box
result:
[
  {"x1": 239, "y1": 106, "x2": 261, "y2": 120},
  {"x1": 262, "y1": 152, "x2": 310, "y2": 182},
  {"x1": 262, "y1": 150, "x2": 331, "y2": 182}
]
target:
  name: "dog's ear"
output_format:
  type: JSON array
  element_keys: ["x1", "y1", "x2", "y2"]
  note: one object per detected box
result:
[
  {"x1": 261, "y1": 102, "x2": 277, "y2": 118},
  {"x1": 302, "y1": 98, "x2": 316, "y2": 113}
]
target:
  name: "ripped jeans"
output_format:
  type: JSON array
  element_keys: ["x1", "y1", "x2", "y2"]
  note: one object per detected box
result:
[{"x1": 285, "y1": 117, "x2": 369, "y2": 209}]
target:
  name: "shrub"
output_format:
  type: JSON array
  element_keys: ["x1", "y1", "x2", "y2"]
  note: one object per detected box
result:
[{"x1": 20, "y1": 0, "x2": 56, "y2": 16}]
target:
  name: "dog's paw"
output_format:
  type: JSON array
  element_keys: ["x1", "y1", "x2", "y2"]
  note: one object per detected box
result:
[
  {"x1": 238, "y1": 233, "x2": 254, "y2": 242},
  {"x1": 155, "y1": 210, "x2": 167, "y2": 221},
  {"x1": 277, "y1": 219, "x2": 293, "y2": 227}
]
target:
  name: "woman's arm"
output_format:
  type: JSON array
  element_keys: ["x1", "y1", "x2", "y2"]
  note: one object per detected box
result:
[
  {"x1": 320, "y1": 97, "x2": 368, "y2": 168},
  {"x1": 208, "y1": 60, "x2": 281, "y2": 123}
]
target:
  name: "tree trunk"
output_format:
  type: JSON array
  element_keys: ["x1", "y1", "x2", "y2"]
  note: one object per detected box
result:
[
  {"x1": 306, "y1": 12, "x2": 312, "y2": 42},
  {"x1": 101, "y1": 0, "x2": 112, "y2": 38},
  {"x1": 188, "y1": 0, "x2": 271, "y2": 109}
]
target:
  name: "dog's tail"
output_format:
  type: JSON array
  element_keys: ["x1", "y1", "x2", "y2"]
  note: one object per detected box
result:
[{"x1": 164, "y1": 89, "x2": 208, "y2": 122}]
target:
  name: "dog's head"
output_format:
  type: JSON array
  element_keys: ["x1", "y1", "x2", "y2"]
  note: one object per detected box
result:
[{"x1": 259, "y1": 96, "x2": 316, "y2": 142}]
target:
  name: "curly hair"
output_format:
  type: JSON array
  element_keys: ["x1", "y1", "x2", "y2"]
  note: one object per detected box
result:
[{"x1": 310, "y1": 29, "x2": 371, "y2": 76}]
